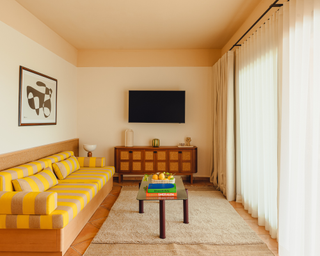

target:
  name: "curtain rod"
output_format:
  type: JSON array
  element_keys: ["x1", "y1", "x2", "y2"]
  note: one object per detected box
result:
[{"x1": 229, "y1": 0, "x2": 283, "y2": 51}]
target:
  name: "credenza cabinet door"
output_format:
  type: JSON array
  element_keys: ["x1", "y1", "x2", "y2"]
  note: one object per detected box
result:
[
  {"x1": 119, "y1": 150, "x2": 130, "y2": 173},
  {"x1": 155, "y1": 150, "x2": 167, "y2": 172},
  {"x1": 168, "y1": 150, "x2": 193, "y2": 173},
  {"x1": 181, "y1": 150, "x2": 193, "y2": 172},
  {"x1": 117, "y1": 149, "x2": 143, "y2": 173},
  {"x1": 144, "y1": 150, "x2": 155, "y2": 172}
]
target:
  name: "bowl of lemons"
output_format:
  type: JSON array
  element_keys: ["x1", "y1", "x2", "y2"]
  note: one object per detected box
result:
[{"x1": 150, "y1": 172, "x2": 175, "y2": 184}]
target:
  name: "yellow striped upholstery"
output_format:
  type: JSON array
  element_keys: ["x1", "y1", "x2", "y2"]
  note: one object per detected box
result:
[
  {"x1": 77, "y1": 157, "x2": 106, "y2": 167},
  {"x1": 52, "y1": 156, "x2": 80, "y2": 180},
  {"x1": 0, "y1": 159, "x2": 51, "y2": 192},
  {"x1": 12, "y1": 167, "x2": 58, "y2": 192},
  {"x1": 0, "y1": 183, "x2": 98, "y2": 229},
  {"x1": 0, "y1": 150, "x2": 116, "y2": 230},
  {"x1": 39, "y1": 151, "x2": 74, "y2": 165},
  {"x1": 0, "y1": 192, "x2": 57, "y2": 215},
  {"x1": 58, "y1": 167, "x2": 115, "y2": 190}
]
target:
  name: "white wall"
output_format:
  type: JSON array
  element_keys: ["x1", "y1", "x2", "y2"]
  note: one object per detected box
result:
[
  {"x1": 78, "y1": 67, "x2": 212, "y2": 177},
  {"x1": 0, "y1": 21, "x2": 78, "y2": 154}
]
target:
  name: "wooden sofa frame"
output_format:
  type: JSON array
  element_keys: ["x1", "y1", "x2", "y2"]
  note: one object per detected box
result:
[{"x1": 0, "y1": 139, "x2": 113, "y2": 256}]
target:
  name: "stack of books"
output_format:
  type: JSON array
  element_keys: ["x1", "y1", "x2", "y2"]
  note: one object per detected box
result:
[{"x1": 146, "y1": 183, "x2": 177, "y2": 197}]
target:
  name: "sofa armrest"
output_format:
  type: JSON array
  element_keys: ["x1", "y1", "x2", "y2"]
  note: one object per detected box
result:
[
  {"x1": 0, "y1": 191, "x2": 57, "y2": 215},
  {"x1": 77, "y1": 157, "x2": 105, "y2": 167}
]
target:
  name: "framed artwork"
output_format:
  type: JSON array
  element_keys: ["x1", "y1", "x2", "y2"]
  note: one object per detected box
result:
[{"x1": 19, "y1": 66, "x2": 57, "y2": 126}]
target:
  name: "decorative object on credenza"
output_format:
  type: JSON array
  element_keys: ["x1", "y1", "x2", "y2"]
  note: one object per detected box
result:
[
  {"x1": 152, "y1": 138, "x2": 160, "y2": 147},
  {"x1": 18, "y1": 66, "x2": 57, "y2": 126},
  {"x1": 83, "y1": 144, "x2": 97, "y2": 157},
  {"x1": 125, "y1": 129, "x2": 134, "y2": 147},
  {"x1": 185, "y1": 137, "x2": 192, "y2": 146}
]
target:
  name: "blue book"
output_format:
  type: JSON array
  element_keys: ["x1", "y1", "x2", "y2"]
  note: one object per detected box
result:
[
  {"x1": 148, "y1": 183, "x2": 176, "y2": 193},
  {"x1": 148, "y1": 184, "x2": 175, "y2": 189}
]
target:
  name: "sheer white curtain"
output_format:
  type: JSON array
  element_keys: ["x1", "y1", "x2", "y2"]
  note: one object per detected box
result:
[
  {"x1": 211, "y1": 51, "x2": 236, "y2": 201},
  {"x1": 235, "y1": 10, "x2": 282, "y2": 239},
  {"x1": 279, "y1": 0, "x2": 320, "y2": 255}
]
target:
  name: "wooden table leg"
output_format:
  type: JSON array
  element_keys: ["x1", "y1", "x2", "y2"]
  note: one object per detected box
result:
[
  {"x1": 160, "y1": 200, "x2": 166, "y2": 239},
  {"x1": 139, "y1": 200, "x2": 144, "y2": 214},
  {"x1": 190, "y1": 174, "x2": 193, "y2": 184},
  {"x1": 183, "y1": 189, "x2": 189, "y2": 224},
  {"x1": 118, "y1": 174, "x2": 122, "y2": 183}
]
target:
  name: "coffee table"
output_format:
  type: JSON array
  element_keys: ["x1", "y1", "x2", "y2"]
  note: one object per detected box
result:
[{"x1": 136, "y1": 176, "x2": 189, "y2": 239}]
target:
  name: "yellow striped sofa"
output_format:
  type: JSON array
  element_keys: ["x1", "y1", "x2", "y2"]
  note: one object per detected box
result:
[{"x1": 0, "y1": 151, "x2": 114, "y2": 256}]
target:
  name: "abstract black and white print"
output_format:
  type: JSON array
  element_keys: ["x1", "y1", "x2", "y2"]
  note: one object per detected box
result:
[
  {"x1": 27, "y1": 81, "x2": 52, "y2": 118},
  {"x1": 19, "y1": 66, "x2": 57, "y2": 126}
]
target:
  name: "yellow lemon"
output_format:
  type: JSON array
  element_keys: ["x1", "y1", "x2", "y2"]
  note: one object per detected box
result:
[
  {"x1": 152, "y1": 174, "x2": 158, "y2": 180},
  {"x1": 159, "y1": 173, "x2": 165, "y2": 180}
]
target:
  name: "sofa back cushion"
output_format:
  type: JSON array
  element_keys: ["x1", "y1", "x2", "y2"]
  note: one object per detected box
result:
[
  {"x1": 0, "y1": 191, "x2": 57, "y2": 215},
  {"x1": 77, "y1": 157, "x2": 106, "y2": 167},
  {"x1": 0, "y1": 159, "x2": 51, "y2": 192},
  {"x1": 12, "y1": 167, "x2": 58, "y2": 192},
  {"x1": 52, "y1": 156, "x2": 80, "y2": 179},
  {"x1": 39, "y1": 151, "x2": 74, "y2": 165}
]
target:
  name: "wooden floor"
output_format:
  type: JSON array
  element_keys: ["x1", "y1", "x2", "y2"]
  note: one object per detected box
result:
[{"x1": 64, "y1": 179, "x2": 278, "y2": 256}]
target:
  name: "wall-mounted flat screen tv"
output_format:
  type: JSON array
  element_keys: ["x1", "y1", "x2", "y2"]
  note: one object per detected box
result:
[{"x1": 128, "y1": 90, "x2": 185, "y2": 123}]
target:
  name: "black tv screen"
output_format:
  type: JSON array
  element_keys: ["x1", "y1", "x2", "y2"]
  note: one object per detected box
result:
[{"x1": 129, "y1": 90, "x2": 185, "y2": 123}]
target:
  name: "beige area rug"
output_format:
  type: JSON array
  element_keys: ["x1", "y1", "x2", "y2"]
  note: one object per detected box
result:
[
  {"x1": 85, "y1": 244, "x2": 274, "y2": 256},
  {"x1": 92, "y1": 189, "x2": 263, "y2": 245}
]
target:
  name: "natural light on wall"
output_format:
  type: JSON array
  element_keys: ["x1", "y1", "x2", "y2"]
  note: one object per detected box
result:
[{"x1": 235, "y1": 9, "x2": 282, "y2": 239}]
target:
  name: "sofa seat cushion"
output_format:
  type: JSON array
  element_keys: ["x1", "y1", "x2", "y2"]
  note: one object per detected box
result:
[
  {"x1": 0, "y1": 183, "x2": 99, "y2": 229},
  {"x1": 57, "y1": 167, "x2": 115, "y2": 190},
  {"x1": 12, "y1": 167, "x2": 58, "y2": 192}
]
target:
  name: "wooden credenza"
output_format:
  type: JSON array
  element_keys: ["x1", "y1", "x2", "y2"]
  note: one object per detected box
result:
[{"x1": 114, "y1": 146, "x2": 197, "y2": 184}]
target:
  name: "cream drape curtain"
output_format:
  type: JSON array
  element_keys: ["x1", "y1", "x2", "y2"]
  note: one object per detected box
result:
[
  {"x1": 279, "y1": 0, "x2": 320, "y2": 255},
  {"x1": 211, "y1": 51, "x2": 236, "y2": 201},
  {"x1": 235, "y1": 10, "x2": 282, "y2": 239}
]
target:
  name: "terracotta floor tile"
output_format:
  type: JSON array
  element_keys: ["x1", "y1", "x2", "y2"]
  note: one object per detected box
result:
[
  {"x1": 89, "y1": 206, "x2": 110, "y2": 221},
  {"x1": 72, "y1": 238, "x2": 93, "y2": 255},
  {"x1": 267, "y1": 238, "x2": 279, "y2": 250},
  {"x1": 258, "y1": 235, "x2": 278, "y2": 251},
  {"x1": 101, "y1": 194, "x2": 117, "y2": 209},
  {"x1": 110, "y1": 186, "x2": 122, "y2": 196},
  {"x1": 258, "y1": 234, "x2": 270, "y2": 243},
  {"x1": 64, "y1": 247, "x2": 81, "y2": 256},
  {"x1": 229, "y1": 201, "x2": 244, "y2": 209},
  {"x1": 235, "y1": 208, "x2": 256, "y2": 220},
  {"x1": 72, "y1": 223, "x2": 99, "y2": 246},
  {"x1": 90, "y1": 217, "x2": 107, "y2": 229},
  {"x1": 245, "y1": 220, "x2": 270, "y2": 235}
]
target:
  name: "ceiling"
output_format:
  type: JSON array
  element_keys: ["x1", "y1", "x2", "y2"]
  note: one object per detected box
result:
[{"x1": 16, "y1": 0, "x2": 262, "y2": 50}]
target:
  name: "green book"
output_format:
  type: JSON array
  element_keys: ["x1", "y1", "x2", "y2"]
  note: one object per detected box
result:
[{"x1": 147, "y1": 184, "x2": 176, "y2": 193}]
